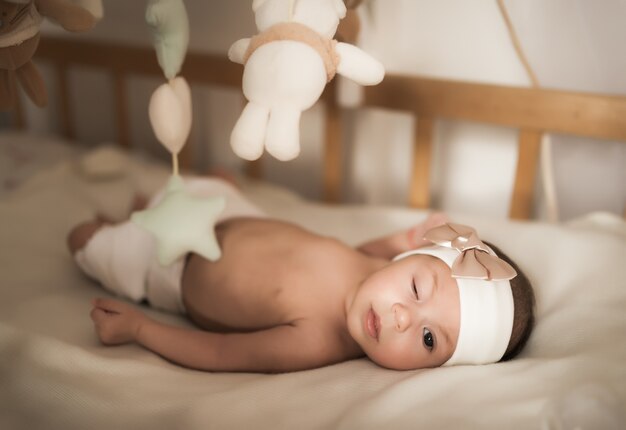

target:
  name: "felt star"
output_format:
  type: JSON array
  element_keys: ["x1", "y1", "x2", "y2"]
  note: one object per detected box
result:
[{"x1": 131, "y1": 175, "x2": 225, "y2": 266}]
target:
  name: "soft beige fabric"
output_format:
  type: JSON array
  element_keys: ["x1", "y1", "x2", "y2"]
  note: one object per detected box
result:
[
  {"x1": 1, "y1": 142, "x2": 625, "y2": 429},
  {"x1": 244, "y1": 22, "x2": 340, "y2": 82}
]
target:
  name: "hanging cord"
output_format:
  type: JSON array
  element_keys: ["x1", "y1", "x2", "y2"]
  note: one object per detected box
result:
[
  {"x1": 496, "y1": 0, "x2": 560, "y2": 222},
  {"x1": 288, "y1": 0, "x2": 295, "y2": 21},
  {"x1": 172, "y1": 153, "x2": 179, "y2": 176}
]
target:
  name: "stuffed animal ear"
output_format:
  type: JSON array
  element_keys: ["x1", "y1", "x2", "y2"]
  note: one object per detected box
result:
[
  {"x1": 252, "y1": 0, "x2": 268, "y2": 12},
  {"x1": 332, "y1": 0, "x2": 347, "y2": 19}
]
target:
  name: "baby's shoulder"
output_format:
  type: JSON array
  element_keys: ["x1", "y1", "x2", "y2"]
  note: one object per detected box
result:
[{"x1": 291, "y1": 318, "x2": 362, "y2": 365}]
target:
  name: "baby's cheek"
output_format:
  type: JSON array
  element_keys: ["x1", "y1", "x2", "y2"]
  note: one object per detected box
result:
[{"x1": 371, "y1": 340, "x2": 421, "y2": 370}]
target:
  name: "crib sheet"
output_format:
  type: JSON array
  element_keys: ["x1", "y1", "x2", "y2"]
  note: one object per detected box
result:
[
  {"x1": 0, "y1": 140, "x2": 625, "y2": 430},
  {"x1": 0, "y1": 131, "x2": 84, "y2": 199}
]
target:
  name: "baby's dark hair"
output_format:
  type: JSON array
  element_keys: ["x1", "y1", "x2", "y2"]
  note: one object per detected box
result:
[{"x1": 483, "y1": 241, "x2": 536, "y2": 361}]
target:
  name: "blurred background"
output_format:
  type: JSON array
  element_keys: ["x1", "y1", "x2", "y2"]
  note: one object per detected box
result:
[{"x1": 7, "y1": 0, "x2": 626, "y2": 221}]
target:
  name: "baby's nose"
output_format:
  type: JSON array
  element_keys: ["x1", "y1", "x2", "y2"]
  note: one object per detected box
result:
[{"x1": 392, "y1": 303, "x2": 411, "y2": 332}]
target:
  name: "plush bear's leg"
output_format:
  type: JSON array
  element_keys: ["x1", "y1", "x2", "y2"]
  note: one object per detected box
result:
[
  {"x1": 230, "y1": 101, "x2": 269, "y2": 161},
  {"x1": 16, "y1": 61, "x2": 47, "y2": 107},
  {"x1": 265, "y1": 107, "x2": 301, "y2": 161},
  {"x1": 35, "y1": 0, "x2": 97, "y2": 32}
]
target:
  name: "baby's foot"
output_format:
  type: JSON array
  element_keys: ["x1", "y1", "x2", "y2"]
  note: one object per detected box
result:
[
  {"x1": 131, "y1": 194, "x2": 149, "y2": 211},
  {"x1": 206, "y1": 167, "x2": 240, "y2": 188},
  {"x1": 67, "y1": 218, "x2": 108, "y2": 255},
  {"x1": 406, "y1": 212, "x2": 449, "y2": 249}
]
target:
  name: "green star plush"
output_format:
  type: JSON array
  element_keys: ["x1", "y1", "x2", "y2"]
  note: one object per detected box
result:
[{"x1": 131, "y1": 175, "x2": 225, "y2": 266}]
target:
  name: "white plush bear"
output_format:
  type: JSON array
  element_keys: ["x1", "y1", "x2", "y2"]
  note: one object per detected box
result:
[{"x1": 228, "y1": 0, "x2": 384, "y2": 161}]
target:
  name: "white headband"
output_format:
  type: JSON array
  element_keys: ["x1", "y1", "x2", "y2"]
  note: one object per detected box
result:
[{"x1": 394, "y1": 229, "x2": 515, "y2": 366}]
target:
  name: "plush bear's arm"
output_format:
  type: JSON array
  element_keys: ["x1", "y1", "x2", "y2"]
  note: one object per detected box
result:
[
  {"x1": 335, "y1": 42, "x2": 385, "y2": 86},
  {"x1": 228, "y1": 38, "x2": 251, "y2": 65}
]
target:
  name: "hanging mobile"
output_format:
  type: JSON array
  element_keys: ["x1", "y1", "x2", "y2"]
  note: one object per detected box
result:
[{"x1": 132, "y1": 0, "x2": 224, "y2": 266}]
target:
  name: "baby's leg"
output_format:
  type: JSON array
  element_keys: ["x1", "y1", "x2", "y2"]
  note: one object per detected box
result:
[
  {"x1": 204, "y1": 167, "x2": 239, "y2": 188},
  {"x1": 357, "y1": 212, "x2": 449, "y2": 260},
  {"x1": 67, "y1": 218, "x2": 109, "y2": 255},
  {"x1": 69, "y1": 215, "x2": 158, "y2": 305},
  {"x1": 67, "y1": 193, "x2": 149, "y2": 255}
]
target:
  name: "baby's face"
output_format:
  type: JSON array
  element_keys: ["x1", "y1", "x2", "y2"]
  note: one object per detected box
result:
[{"x1": 347, "y1": 255, "x2": 460, "y2": 370}]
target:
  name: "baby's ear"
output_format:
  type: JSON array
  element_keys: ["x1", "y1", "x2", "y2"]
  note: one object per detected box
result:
[
  {"x1": 332, "y1": 0, "x2": 347, "y2": 19},
  {"x1": 252, "y1": 0, "x2": 269, "y2": 12}
]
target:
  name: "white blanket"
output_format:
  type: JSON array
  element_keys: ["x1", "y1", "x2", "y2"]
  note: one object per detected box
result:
[{"x1": 1, "y1": 144, "x2": 625, "y2": 430}]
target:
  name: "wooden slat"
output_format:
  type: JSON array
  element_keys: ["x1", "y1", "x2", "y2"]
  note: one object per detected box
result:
[
  {"x1": 245, "y1": 158, "x2": 263, "y2": 179},
  {"x1": 10, "y1": 71, "x2": 26, "y2": 130},
  {"x1": 409, "y1": 117, "x2": 434, "y2": 208},
  {"x1": 112, "y1": 72, "x2": 130, "y2": 148},
  {"x1": 34, "y1": 37, "x2": 624, "y2": 219},
  {"x1": 323, "y1": 81, "x2": 342, "y2": 203},
  {"x1": 38, "y1": 36, "x2": 245, "y2": 174},
  {"x1": 364, "y1": 75, "x2": 626, "y2": 143},
  {"x1": 510, "y1": 129, "x2": 542, "y2": 219},
  {"x1": 37, "y1": 37, "x2": 243, "y2": 89},
  {"x1": 56, "y1": 64, "x2": 74, "y2": 140},
  {"x1": 182, "y1": 50, "x2": 243, "y2": 89}
]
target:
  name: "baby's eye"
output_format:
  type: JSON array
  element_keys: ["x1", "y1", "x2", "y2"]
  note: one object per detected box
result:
[
  {"x1": 411, "y1": 279, "x2": 418, "y2": 299},
  {"x1": 423, "y1": 328, "x2": 434, "y2": 350}
]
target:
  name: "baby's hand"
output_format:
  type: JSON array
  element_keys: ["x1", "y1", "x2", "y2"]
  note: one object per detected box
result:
[
  {"x1": 407, "y1": 212, "x2": 449, "y2": 248},
  {"x1": 90, "y1": 298, "x2": 147, "y2": 346}
]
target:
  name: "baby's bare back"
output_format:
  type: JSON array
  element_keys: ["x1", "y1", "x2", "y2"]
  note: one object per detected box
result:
[{"x1": 181, "y1": 218, "x2": 369, "y2": 335}]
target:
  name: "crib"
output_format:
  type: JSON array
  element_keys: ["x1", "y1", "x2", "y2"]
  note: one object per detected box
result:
[{"x1": 0, "y1": 35, "x2": 625, "y2": 430}]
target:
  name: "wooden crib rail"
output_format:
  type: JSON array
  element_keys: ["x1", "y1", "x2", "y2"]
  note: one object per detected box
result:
[
  {"x1": 30, "y1": 36, "x2": 344, "y2": 203},
  {"x1": 31, "y1": 37, "x2": 343, "y2": 199},
  {"x1": 361, "y1": 75, "x2": 626, "y2": 219},
  {"x1": 33, "y1": 36, "x2": 243, "y2": 168},
  {"x1": 22, "y1": 37, "x2": 626, "y2": 219}
]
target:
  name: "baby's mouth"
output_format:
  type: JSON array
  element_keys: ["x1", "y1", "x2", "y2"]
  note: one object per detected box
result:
[{"x1": 366, "y1": 307, "x2": 380, "y2": 341}]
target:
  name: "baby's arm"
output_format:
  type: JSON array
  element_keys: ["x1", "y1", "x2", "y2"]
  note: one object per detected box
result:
[
  {"x1": 357, "y1": 212, "x2": 448, "y2": 260},
  {"x1": 91, "y1": 298, "x2": 332, "y2": 372}
]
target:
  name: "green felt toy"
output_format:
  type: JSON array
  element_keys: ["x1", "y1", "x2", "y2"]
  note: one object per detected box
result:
[
  {"x1": 145, "y1": 0, "x2": 189, "y2": 80},
  {"x1": 134, "y1": 0, "x2": 224, "y2": 266},
  {"x1": 132, "y1": 175, "x2": 225, "y2": 266}
]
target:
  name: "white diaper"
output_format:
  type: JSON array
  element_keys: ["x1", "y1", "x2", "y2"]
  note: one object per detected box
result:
[{"x1": 74, "y1": 177, "x2": 265, "y2": 314}]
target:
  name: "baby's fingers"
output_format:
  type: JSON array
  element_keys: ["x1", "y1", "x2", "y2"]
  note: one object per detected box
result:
[
  {"x1": 92, "y1": 297, "x2": 126, "y2": 313},
  {"x1": 90, "y1": 307, "x2": 110, "y2": 324},
  {"x1": 426, "y1": 211, "x2": 449, "y2": 226}
]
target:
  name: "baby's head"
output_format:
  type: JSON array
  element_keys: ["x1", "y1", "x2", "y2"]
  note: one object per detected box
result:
[{"x1": 347, "y1": 223, "x2": 535, "y2": 370}]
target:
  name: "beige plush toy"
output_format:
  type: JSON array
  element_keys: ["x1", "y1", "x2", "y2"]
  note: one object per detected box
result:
[
  {"x1": 229, "y1": 0, "x2": 384, "y2": 161},
  {"x1": 0, "y1": 0, "x2": 99, "y2": 110}
]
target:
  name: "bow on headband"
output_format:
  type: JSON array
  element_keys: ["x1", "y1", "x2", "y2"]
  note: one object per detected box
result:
[{"x1": 423, "y1": 223, "x2": 517, "y2": 281}]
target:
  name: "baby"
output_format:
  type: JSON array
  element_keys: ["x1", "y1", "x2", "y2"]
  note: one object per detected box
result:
[{"x1": 68, "y1": 176, "x2": 535, "y2": 372}]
